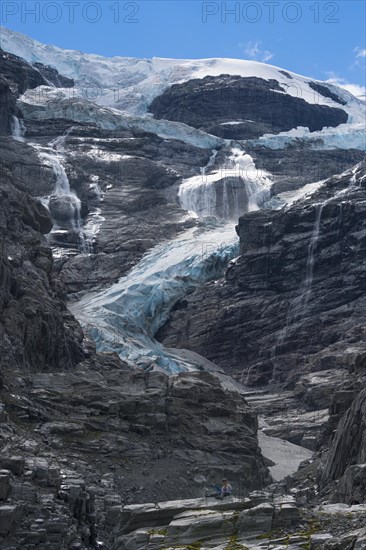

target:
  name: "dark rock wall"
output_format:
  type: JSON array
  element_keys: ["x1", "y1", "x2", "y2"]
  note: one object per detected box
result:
[
  {"x1": 157, "y1": 162, "x2": 366, "y2": 386},
  {"x1": 322, "y1": 388, "x2": 366, "y2": 483},
  {"x1": 0, "y1": 164, "x2": 84, "y2": 379},
  {"x1": 0, "y1": 48, "x2": 74, "y2": 136},
  {"x1": 149, "y1": 75, "x2": 348, "y2": 139}
]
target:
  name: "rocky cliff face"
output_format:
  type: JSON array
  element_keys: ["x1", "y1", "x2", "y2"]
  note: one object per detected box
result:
[
  {"x1": 149, "y1": 75, "x2": 349, "y2": 139},
  {"x1": 0, "y1": 49, "x2": 73, "y2": 136},
  {"x1": 0, "y1": 158, "x2": 85, "y2": 379},
  {"x1": 158, "y1": 162, "x2": 366, "y2": 388},
  {"x1": 0, "y1": 48, "x2": 272, "y2": 549},
  {"x1": 1, "y1": 30, "x2": 366, "y2": 549},
  {"x1": 0, "y1": 142, "x2": 270, "y2": 549}
]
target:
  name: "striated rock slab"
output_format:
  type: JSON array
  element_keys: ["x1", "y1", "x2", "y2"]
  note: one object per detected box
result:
[
  {"x1": 25, "y1": 362, "x2": 271, "y2": 504},
  {"x1": 322, "y1": 387, "x2": 366, "y2": 489},
  {"x1": 112, "y1": 494, "x2": 302, "y2": 549}
]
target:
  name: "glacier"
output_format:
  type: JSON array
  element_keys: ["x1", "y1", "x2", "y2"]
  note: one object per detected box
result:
[
  {"x1": 70, "y1": 221, "x2": 239, "y2": 372},
  {"x1": 4, "y1": 24, "x2": 365, "y2": 375},
  {"x1": 69, "y1": 146, "x2": 273, "y2": 372},
  {"x1": 1, "y1": 25, "x2": 364, "y2": 124},
  {"x1": 18, "y1": 91, "x2": 225, "y2": 150},
  {"x1": 4, "y1": 24, "x2": 364, "y2": 152},
  {"x1": 248, "y1": 123, "x2": 366, "y2": 152}
]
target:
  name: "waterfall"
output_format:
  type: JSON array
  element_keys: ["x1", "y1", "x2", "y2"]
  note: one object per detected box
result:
[
  {"x1": 302, "y1": 203, "x2": 324, "y2": 306},
  {"x1": 11, "y1": 116, "x2": 26, "y2": 141},
  {"x1": 269, "y1": 202, "x2": 325, "y2": 381},
  {"x1": 50, "y1": 126, "x2": 76, "y2": 150},
  {"x1": 36, "y1": 147, "x2": 83, "y2": 248},
  {"x1": 179, "y1": 147, "x2": 271, "y2": 220},
  {"x1": 270, "y1": 183, "x2": 358, "y2": 373},
  {"x1": 79, "y1": 207, "x2": 105, "y2": 254},
  {"x1": 39, "y1": 151, "x2": 71, "y2": 195}
]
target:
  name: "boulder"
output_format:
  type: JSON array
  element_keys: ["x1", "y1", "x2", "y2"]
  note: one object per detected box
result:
[
  {"x1": 333, "y1": 464, "x2": 366, "y2": 504},
  {"x1": 237, "y1": 502, "x2": 274, "y2": 537},
  {"x1": 0, "y1": 504, "x2": 21, "y2": 535},
  {"x1": 1, "y1": 456, "x2": 25, "y2": 476},
  {"x1": 273, "y1": 502, "x2": 300, "y2": 529}
]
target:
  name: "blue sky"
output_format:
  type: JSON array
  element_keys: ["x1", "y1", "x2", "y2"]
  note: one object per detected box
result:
[{"x1": 1, "y1": 0, "x2": 365, "y2": 95}]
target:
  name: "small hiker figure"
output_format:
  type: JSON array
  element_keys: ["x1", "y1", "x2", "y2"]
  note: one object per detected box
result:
[
  {"x1": 350, "y1": 496, "x2": 361, "y2": 506},
  {"x1": 220, "y1": 479, "x2": 232, "y2": 499},
  {"x1": 206, "y1": 479, "x2": 232, "y2": 500}
]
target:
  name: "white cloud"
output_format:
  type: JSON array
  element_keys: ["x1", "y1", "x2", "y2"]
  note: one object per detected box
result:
[
  {"x1": 239, "y1": 41, "x2": 274, "y2": 63},
  {"x1": 325, "y1": 74, "x2": 366, "y2": 100},
  {"x1": 351, "y1": 47, "x2": 366, "y2": 69},
  {"x1": 354, "y1": 47, "x2": 366, "y2": 59}
]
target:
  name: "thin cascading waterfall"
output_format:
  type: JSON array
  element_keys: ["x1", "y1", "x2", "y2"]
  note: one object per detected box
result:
[
  {"x1": 241, "y1": 364, "x2": 257, "y2": 387},
  {"x1": 39, "y1": 150, "x2": 70, "y2": 195},
  {"x1": 36, "y1": 126, "x2": 106, "y2": 254},
  {"x1": 51, "y1": 126, "x2": 105, "y2": 254},
  {"x1": 271, "y1": 185, "x2": 356, "y2": 371},
  {"x1": 11, "y1": 116, "x2": 26, "y2": 141},
  {"x1": 179, "y1": 149, "x2": 219, "y2": 217},
  {"x1": 204, "y1": 149, "x2": 219, "y2": 174},
  {"x1": 302, "y1": 203, "x2": 324, "y2": 307},
  {"x1": 270, "y1": 203, "x2": 325, "y2": 380},
  {"x1": 222, "y1": 178, "x2": 229, "y2": 220},
  {"x1": 50, "y1": 126, "x2": 77, "y2": 150},
  {"x1": 79, "y1": 207, "x2": 105, "y2": 254}
]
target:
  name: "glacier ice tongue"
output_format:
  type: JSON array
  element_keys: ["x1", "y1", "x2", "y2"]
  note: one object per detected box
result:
[{"x1": 70, "y1": 221, "x2": 239, "y2": 373}]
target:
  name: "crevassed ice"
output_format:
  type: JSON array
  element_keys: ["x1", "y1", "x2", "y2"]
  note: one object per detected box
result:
[
  {"x1": 250, "y1": 123, "x2": 366, "y2": 151},
  {"x1": 70, "y1": 221, "x2": 239, "y2": 373}
]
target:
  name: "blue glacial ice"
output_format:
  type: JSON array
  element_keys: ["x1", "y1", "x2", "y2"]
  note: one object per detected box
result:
[{"x1": 71, "y1": 220, "x2": 239, "y2": 373}]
